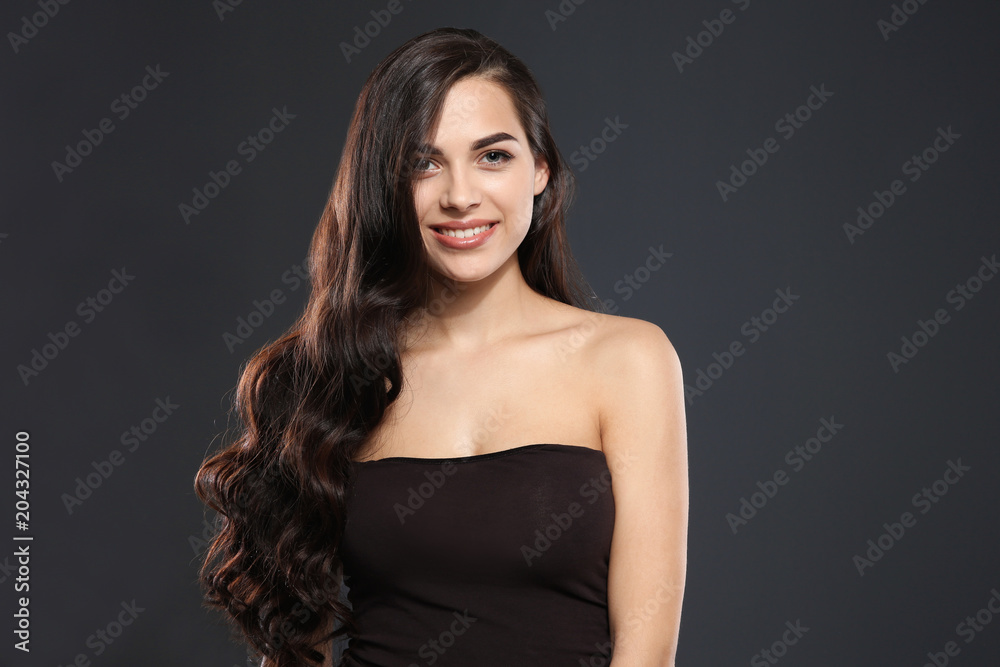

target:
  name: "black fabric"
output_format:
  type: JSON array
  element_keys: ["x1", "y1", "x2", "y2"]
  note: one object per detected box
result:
[{"x1": 339, "y1": 443, "x2": 615, "y2": 666}]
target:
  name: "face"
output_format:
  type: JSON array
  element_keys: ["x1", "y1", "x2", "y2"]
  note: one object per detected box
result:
[{"x1": 411, "y1": 76, "x2": 549, "y2": 284}]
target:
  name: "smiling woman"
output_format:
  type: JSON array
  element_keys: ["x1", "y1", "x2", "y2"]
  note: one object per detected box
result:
[
  {"x1": 412, "y1": 77, "x2": 549, "y2": 280},
  {"x1": 193, "y1": 26, "x2": 688, "y2": 667}
]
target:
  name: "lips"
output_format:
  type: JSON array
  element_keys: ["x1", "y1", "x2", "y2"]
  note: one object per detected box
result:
[
  {"x1": 430, "y1": 219, "x2": 498, "y2": 231},
  {"x1": 433, "y1": 222, "x2": 497, "y2": 238},
  {"x1": 430, "y1": 221, "x2": 498, "y2": 249}
]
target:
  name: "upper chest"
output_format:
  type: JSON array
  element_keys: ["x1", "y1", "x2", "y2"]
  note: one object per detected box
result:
[{"x1": 357, "y1": 322, "x2": 608, "y2": 461}]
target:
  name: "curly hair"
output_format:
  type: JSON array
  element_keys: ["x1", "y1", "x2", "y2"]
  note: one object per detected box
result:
[{"x1": 193, "y1": 26, "x2": 602, "y2": 666}]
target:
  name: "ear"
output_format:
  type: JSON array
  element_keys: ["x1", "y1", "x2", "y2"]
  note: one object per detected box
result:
[{"x1": 533, "y1": 154, "x2": 550, "y2": 196}]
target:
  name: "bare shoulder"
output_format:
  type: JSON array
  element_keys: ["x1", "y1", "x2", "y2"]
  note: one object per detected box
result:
[
  {"x1": 570, "y1": 309, "x2": 680, "y2": 378},
  {"x1": 559, "y1": 310, "x2": 684, "y2": 452},
  {"x1": 537, "y1": 299, "x2": 680, "y2": 376},
  {"x1": 532, "y1": 299, "x2": 684, "y2": 440}
]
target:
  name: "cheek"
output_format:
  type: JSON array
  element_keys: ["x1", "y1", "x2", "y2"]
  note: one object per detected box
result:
[
  {"x1": 412, "y1": 187, "x2": 432, "y2": 222},
  {"x1": 519, "y1": 177, "x2": 538, "y2": 223},
  {"x1": 495, "y1": 174, "x2": 535, "y2": 221}
]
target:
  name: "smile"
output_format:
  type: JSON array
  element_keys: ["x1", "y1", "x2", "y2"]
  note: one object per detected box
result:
[
  {"x1": 436, "y1": 223, "x2": 496, "y2": 238},
  {"x1": 431, "y1": 222, "x2": 498, "y2": 249}
]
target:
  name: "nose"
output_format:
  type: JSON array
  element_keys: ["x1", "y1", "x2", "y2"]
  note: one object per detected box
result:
[{"x1": 439, "y1": 165, "x2": 480, "y2": 210}]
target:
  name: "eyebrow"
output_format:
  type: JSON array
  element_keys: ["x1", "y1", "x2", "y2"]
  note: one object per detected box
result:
[{"x1": 417, "y1": 132, "x2": 519, "y2": 156}]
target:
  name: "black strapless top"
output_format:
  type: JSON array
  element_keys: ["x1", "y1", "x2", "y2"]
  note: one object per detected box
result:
[{"x1": 338, "y1": 443, "x2": 615, "y2": 666}]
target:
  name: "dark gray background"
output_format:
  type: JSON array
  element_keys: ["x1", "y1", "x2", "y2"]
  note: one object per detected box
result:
[{"x1": 3, "y1": 0, "x2": 999, "y2": 665}]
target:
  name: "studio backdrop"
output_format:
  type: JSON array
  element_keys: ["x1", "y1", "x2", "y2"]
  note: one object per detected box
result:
[{"x1": 3, "y1": 0, "x2": 999, "y2": 665}]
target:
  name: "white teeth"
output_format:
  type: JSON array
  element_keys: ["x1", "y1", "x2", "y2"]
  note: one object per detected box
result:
[{"x1": 439, "y1": 224, "x2": 493, "y2": 238}]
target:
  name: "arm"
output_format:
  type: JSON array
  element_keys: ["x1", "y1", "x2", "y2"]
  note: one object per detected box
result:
[{"x1": 597, "y1": 319, "x2": 688, "y2": 666}]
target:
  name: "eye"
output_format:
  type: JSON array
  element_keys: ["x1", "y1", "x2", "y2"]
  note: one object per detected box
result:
[
  {"x1": 481, "y1": 150, "x2": 512, "y2": 166},
  {"x1": 412, "y1": 157, "x2": 435, "y2": 172}
]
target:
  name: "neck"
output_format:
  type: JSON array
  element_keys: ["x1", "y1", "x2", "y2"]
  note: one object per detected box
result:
[{"x1": 405, "y1": 254, "x2": 541, "y2": 352}]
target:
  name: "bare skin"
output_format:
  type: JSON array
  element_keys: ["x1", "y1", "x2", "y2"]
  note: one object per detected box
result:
[
  {"x1": 356, "y1": 289, "x2": 609, "y2": 462},
  {"x1": 356, "y1": 75, "x2": 602, "y2": 462},
  {"x1": 305, "y1": 75, "x2": 688, "y2": 666}
]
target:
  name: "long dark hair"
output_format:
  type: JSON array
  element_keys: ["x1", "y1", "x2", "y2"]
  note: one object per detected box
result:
[{"x1": 194, "y1": 26, "x2": 602, "y2": 666}]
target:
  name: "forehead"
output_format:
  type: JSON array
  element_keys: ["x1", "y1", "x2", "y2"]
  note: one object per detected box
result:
[{"x1": 428, "y1": 77, "x2": 521, "y2": 145}]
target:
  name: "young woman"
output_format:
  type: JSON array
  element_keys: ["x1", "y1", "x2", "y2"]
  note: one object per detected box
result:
[{"x1": 195, "y1": 27, "x2": 688, "y2": 667}]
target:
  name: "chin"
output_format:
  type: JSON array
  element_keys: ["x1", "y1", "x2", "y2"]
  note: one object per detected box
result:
[{"x1": 433, "y1": 264, "x2": 492, "y2": 284}]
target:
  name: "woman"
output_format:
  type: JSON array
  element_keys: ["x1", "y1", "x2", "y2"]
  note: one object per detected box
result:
[{"x1": 195, "y1": 26, "x2": 688, "y2": 667}]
